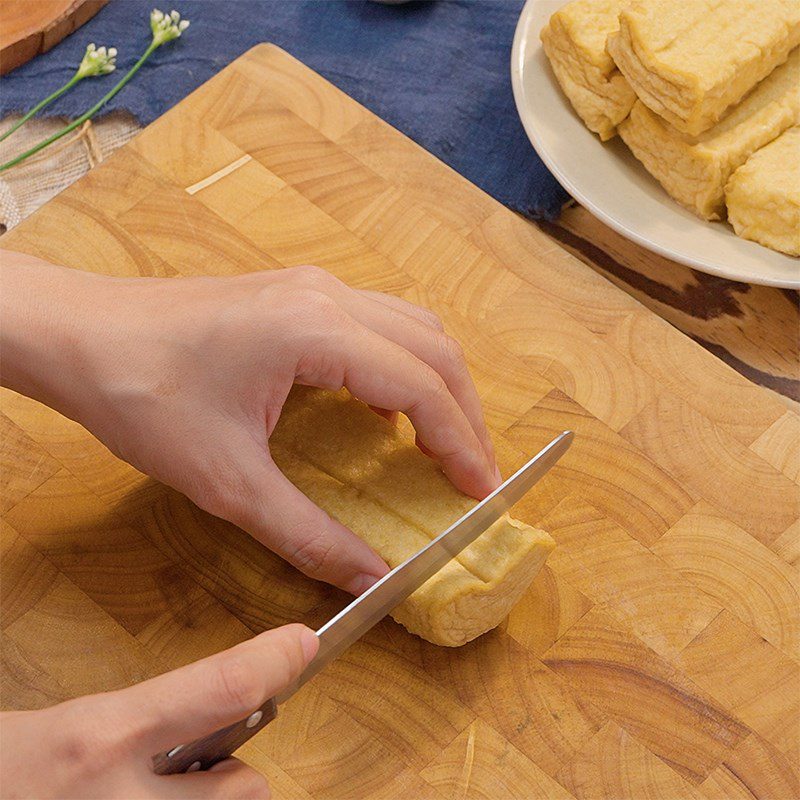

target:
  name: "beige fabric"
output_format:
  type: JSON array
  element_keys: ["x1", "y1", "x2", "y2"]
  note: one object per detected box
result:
[{"x1": 0, "y1": 112, "x2": 141, "y2": 232}]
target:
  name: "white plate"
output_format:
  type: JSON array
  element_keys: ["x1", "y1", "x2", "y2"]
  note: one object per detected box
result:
[{"x1": 510, "y1": 0, "x2": 800, "y2": 288}]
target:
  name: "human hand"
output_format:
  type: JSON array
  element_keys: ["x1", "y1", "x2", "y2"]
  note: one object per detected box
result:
[
  {"x1": 2, "y1": 258, "x2": 499, "y2": 595},
  {"x1": 0, "y1": 624, "x2": 317, "y2": 799}
]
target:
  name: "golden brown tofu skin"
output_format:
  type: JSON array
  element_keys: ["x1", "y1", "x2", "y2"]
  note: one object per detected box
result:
[
  {"x1": 725, "y1": 127, "x2": 800, "y2": 256},
  {"x1": 607, "y1": 0, "x2": 800, "y2": 136},
  {"x1": 270, "y1": 386, "x2": 555, "y2": 646},
  {"x1": 617, "y1": 50, "x2": 800, "y2": 219},
  {"x1": 541, "y1": 0, "x2": 636, "y2": 140}
]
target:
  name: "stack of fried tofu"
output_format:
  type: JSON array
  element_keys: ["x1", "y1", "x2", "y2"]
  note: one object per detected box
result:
[{"x1": 541, "y1": 0, "x2": 800, "y2": 256}]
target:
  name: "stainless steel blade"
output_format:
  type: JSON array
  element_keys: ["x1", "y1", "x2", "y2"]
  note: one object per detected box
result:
[{"x1": 276, "y1": 429, "x2": 572, "y2": 703}]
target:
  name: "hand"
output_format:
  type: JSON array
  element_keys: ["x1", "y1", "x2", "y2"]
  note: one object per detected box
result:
[
  {"x1": 1, "y1": 257, "x2": 499, "y2": 595},
  {"x1": 0, "y1": 624, "x2": 318, "y2": 799}
]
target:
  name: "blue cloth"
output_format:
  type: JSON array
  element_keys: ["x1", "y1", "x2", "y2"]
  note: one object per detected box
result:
[{"x1": 0, "y1": 0, "x2": 568, "y2": 219}]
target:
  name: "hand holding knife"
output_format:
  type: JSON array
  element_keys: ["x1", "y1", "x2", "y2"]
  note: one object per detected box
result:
[{"x1": 152, "y1": 431, "x2": 573, "y2": 775}]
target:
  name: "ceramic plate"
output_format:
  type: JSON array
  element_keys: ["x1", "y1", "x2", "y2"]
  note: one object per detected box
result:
[{"x1": 510, "y1": 0, "x2": 799, "y2": 288}]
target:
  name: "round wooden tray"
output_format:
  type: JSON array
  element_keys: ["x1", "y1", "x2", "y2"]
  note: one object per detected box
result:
[{"x1": 0, "y1": 0, "x2": 108, "y2": 75}]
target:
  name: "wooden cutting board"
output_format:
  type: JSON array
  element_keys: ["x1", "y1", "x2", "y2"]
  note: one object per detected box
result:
[{"x1": 1, "y1": 45, "x2": 798, "y2": 799}]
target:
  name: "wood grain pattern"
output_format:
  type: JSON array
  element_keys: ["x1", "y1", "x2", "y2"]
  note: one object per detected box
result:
[
  {"x1": 547, "y1": 206, "x2": 800, "y2": 410},
  {"x1": 1, "y1": 45, "x2": 798, "y2": 798},
  {"x1": 0, "y1": 0, "x2": 107, "y2": 75}
]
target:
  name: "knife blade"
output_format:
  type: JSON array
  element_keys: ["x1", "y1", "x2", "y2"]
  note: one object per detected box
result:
[{"x1": 152, "y1": 430, "x2": 572, "y2": 775}]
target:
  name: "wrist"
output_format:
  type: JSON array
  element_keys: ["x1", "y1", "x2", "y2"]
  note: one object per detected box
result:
[{"x1": 0, "y1": 252, "x2": 113, "y2": 423}]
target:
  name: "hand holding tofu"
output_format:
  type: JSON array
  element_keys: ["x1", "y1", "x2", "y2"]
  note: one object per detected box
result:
[
  {"x1": 0, "y1": 256, "x2": 503, "y2": 598},
  {"x1": 271, "y1": 386, "x2": 554, "y2": 645}
]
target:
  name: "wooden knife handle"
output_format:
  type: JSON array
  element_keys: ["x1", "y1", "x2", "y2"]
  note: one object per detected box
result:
[{"x1": 151, "y1": 696, "x2": 278, "y2": 775}]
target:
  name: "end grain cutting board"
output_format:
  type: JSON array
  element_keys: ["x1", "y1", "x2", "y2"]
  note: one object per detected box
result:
[{"x1": 1, "y1": 45, "x2": 798, "y2": 799}]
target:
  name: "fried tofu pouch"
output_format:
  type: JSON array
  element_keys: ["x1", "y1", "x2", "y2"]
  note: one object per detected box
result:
[
  {"x1": 607, "y1": 0, "x2": 800, "y2": 136},
  {"x1": 725, "y1": 127, "x2": 800, "y2": 256},
  {"x1": 541, "y1": 0, "x2": 636, "y2": 140},
  {"x1": 618, "y1": 49, "x2": 800, "y2": 219},
  {"x1": 269, "y1": 386, "x2": 555, "y2": 646}
]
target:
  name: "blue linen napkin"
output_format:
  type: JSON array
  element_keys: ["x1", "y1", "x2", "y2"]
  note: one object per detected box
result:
[{"x1": 0, "y1": 0, "x2": 568, "y2": 219}]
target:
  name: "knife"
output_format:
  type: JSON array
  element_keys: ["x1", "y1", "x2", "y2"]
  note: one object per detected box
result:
[{"x1": 152, "y1": 430, "x2": 573, "y2": 775}]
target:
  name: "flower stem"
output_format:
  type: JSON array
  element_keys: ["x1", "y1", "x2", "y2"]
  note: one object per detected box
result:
[
  {"x1": 0, "y1": 74, "x2": 83, "y2": 143},
  {"x1": 0, "y1": 41, "x2": 158, "y2": 173}
]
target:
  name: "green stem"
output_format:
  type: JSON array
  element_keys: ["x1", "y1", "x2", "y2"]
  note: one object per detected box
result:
[
  {"x1": 0, "y1": 73, "x2": 82, "y2": 143},
  {"x1": 0, "y1": 40, "x2": 158, "y2": 173}
]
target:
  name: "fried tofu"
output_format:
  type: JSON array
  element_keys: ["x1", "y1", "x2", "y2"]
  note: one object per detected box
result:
[
  {"x1": 541, "y1": 0, "x2": 636, "y2": 140},
  {"x1": 725, "y1": 127, "x2": 800, "y2": 256},
  {"x1": 269, "y1": 386, "x2": 555, "y2": 646},
  {"x1": 617, "y1": 49, "x2": 800, "y2": 219},
  {"x1": 607, "y1": 0, "x2": 800, "y2": 136}
]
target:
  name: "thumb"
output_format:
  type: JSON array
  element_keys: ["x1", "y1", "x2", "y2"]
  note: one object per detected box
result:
[
  {"x1": 187, "y1": 432, "x2": 389, "y2": 595},
  {"x1": 119, "y1": 624, "x2": 318, "y2": 756},
  {"x1": 230, "y1": 453, "x2": 389, "y2": 596}
]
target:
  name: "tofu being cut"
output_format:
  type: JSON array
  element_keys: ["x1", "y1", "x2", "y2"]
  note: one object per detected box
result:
[
  {"x1": 725, "y1": 127, "x2": 800, "y2": 256},
  {"x1": 269, "y1": 386, "x2": 555, "y2": 646},
  {"x1": 607, "y1": 0, "x2": 800, "y2": 136},
  {"x1": 540, "y1": 0, "x2": 636, "y2": 140},
  {"x1": 618, "y1": 49, "x2": 800, "y2": 220}
]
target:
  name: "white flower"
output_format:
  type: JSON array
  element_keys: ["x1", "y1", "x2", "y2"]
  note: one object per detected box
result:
[
  {"x1": 150, "y1": 8, "x2": 190, "y2": 46},
  {"x1": 76, "y1": 42, "x2": 117, "y2": 78}
]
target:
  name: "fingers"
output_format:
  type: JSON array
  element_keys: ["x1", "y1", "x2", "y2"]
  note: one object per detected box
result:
[
  {"x1": 180, "y1": 425, "x2": 389, "y2": 594},
  {"x1": 368, "y1": 405, "x2": 400, "y2": 425},
  {"x1": 297, "y1": 313, "x2": 498, "y2": 499},
  {"x1": 121, "y1": 624, "x2": 318, "y2": 755},
  {"x1": 357, "y1": 288, "x2": 445, "y2": 331},
  {"x1": 278, "y1": 267, "x2": 498, "y2": 483},
  {"x1": 343, "y1": 295, "x2": 497, "y2": 472},
  {"x1": 206, "y1": 758, "x2": 271, "y2": 799},
  {"x1": 160, "y1": 760, "x2": 270, "y2": 799},
  {"x1": 231, "y1": 457, "x2": 390, "y2": 594}
]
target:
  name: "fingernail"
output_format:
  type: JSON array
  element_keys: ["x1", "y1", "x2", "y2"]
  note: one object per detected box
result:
[
  {"x1": 345, "y1": 572, "x2": 383, "y2": 596},
  {"x1": 299, "y1": 626, "x2": 319, "y2": 663}
]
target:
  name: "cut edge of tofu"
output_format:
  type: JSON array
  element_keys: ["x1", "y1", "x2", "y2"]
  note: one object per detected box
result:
[
  {"x1": 541, "y1": 12, "x2": 635, "y2": 140},
  {"x1": 607, "y1": 14, "x2": 800, "y2": 137},
  {"x1": 725, "y1": 127, "x2": 800, "y2": 257},
  {"x1": 618, "y1": 44, "x2": 799, "y2": 222},
  {"x1": 618, "y1": 101, "x2": 728, "y2": 220},
  {"x1": 392, "y1": 518, "x2": 555, "y2": 646},
  {"x1": 618, "y1": 102, "x2": 792, "y2": 221}
]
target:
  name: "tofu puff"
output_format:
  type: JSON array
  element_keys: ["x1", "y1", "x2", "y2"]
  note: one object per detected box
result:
[
  {"x1": 725, "y1": 127, "x2": 800, "y2": 256},
  {"x1": 618, "y1": 49, "x2": 800, "y2": 219},
  {"x1": 608, "y1": 0, "x2": 800, "y2": 136},
  {"x1": 541, "y1": 0, "x2": 636, "y2": 140},
  {"x1": 269, "y1": 386, "x2": 555, "y2": 646}
]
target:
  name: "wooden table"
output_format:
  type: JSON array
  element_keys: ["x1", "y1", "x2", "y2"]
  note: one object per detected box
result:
[
  {"x1": 548, "y1": 206, "x2": 800, "y2": 412},
  {"x1": 1, "y1": 45, "x2": 798, "y2": 799}
]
